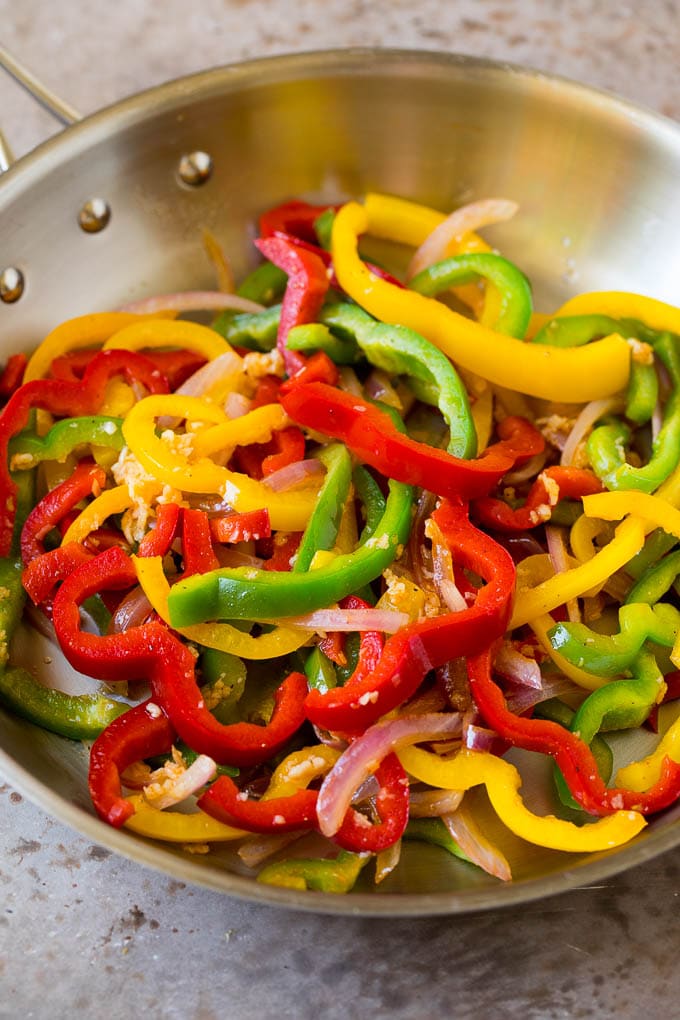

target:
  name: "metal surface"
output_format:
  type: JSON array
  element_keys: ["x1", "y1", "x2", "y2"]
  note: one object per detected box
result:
[
  {"x1": 1, "y1": 48, "x2": 680, "y2": 914},
  {"x1": 0, "y1": 43, "x2": 81, "y2": 126}
]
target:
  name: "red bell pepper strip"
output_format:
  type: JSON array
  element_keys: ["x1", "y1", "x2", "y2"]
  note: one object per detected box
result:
[
  {"x1": 137, "y1": 502, "x2": 182, "y2": 558},
  {"x1": 0, "y1": 353, "x2": 27, "y2": 399},
  {"x1": 332, "y1": 753, "x2": 410, "y2": 852},
  {"x1": 51, "y1": 546, "x2": 308, "y2": 766},
  {"x1": 198, "y1": 750, "x2": 409, "y2": 851},
  {"x1": 20, "y1": 460, "x2": 107, "y2": 564},
  {"x1": 22, "y1": 543, "x2": 93, "y2": 608},
  {"x1": 278, "y1": 351, "x2": 339, "y2": 395},
  {"x1": 271, "y1": 228, "x2": 406, "y2": 291},
  {"x1": 254, "y1": 235, "x2": 330, "y2": 376},
  {"x1": 50, "y1": 347, "x2": 205, "y2": 389},
  {"x1": 198, "y1": 777, "x2": 319, "y2": 833},
  {"x1": 180, "y1": 508, "x2": 220, "y2": 576},
  {"x1": 0, "y1": 348, "x2": 168, "y2": 557},
  {"x1": 251, "y1": 375, "x2": 283, "y2": 409},
  {"x1": 467, "y1": 647, "x2": 680, "y2": 816},
  {"x1": 88, "y1": 699, "x2": 175, "y2": 826},
  {"x1": 261, "y1": 426, "x2": 306, "y2": 476},
  {"x1": 282, "y1": 383, "x2": 544, "y2": 501},
  {"x1": 319, "y1": 631, "x2": 347, "y2": 666},
  {"x1": 259, "y1": 199, "x2": 339, "y2": 243},
  {"x1": 473, "y1": 466, "x2": 604, "y2": 532},
  {"x1": 209, "y1": 508, "x2": 271, "y2": 544},
  {"x1": 261, "y1": 531, "x2": 303, "y2": 571},
  {"x1": 304, "y1": 500, "x2": 515, "y2": 733}
]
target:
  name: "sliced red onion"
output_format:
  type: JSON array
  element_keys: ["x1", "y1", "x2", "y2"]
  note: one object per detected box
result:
[
  {"x1": 494, "y1": 640, "x2": 542, "y2": 689},
  {"x1": 505, "y1": 675, "x2": 579, "y2": 715},
  {"x1": 175, "y1": 350, "x2": 245, "y2": 398},
  {"x1": 262, "y1": 458, "x2": 325, "y2": 492},
  {"x1": 224, "y1": 392, "x2": 253, "y2": 419},
  {"x1": 143, "y1": 755, "x2": 217, "y2": 810},
  {"x1": 214, "y1": 547, "x2": 264, "y2": 569},
  {"x1": 109, "y1": 586, "x2": 153, "y2": 634},
  {"x1": 316, "y1": 712, "x2": 461, "y2": 838},
  {"x1": 312, "y1": 726, "x2": 348, "y2": 751},
  {"x1": 408, "y1": 787, "x2": 463, "y2": 817},
  {"x1": 443, "y1": 803, "x2": 512, "y2": 881},
  {"x1": 560, "y1": 396, "x2": 623, "y2": 466},
  {"x1": 237, "y1": 832, "x2": 303, "y2": 868},
  {"x1": 463, "y1": 723, "x2": 506, "y2": 755},
  {"x1": 364, "y1": 369, "x2": 402, "y2": 409},
  {"x1": 337, "y1": 365, "x2": 363, "y2": 396},
  {"x1": 408, "y1": 489, "x2": 436, "y2": 588},
  {"x1": 407, "y1": 198, "x2": 518, "y2": 280},
  {"x1": 119, "y1": 290, "x2": 264, "y2": 315},
  {"x1": 546, "y1": 525, "x2": 581, "y2": 624},
  {"x1": 502, "y1": 451, "x2": 547, "y2": 487},
  {"x1": 275, "y1": 607, "x2": 409, "y2": 633}
]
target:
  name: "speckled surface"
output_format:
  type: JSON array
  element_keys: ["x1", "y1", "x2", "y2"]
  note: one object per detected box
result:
[{"x1": 2, "y1": 2, "x2": 680, "y2": 1017}]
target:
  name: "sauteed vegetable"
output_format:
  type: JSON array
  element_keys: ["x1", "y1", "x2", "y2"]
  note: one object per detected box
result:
[{"x1": 4, "y1": 192, "x2": 680, "y2": 892}]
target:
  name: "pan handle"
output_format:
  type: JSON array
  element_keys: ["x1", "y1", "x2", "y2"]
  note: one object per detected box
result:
[{"x1": 0, "y1": 44, "x2": 82, "y2": 172}]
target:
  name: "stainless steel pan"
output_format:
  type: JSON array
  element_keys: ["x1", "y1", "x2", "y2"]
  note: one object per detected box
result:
[{"x1": 2, "y1": 47, "x2": 680, "y2": 915}]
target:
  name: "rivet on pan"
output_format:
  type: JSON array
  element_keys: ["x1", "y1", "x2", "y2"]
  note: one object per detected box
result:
[
  {"x1": 0, "y1": 267, "x2": 24, "y2": 303},
  {"x1": 78, "y1": 198, "x2": 111, "y2": 233},
  {"x1": 178, "y1": 151, "x2": 213, "y2": 186}
]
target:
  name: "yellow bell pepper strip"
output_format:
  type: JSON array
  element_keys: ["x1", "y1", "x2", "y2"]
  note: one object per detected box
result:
[
  {"x1": 132, "y1": 554, "x2": 312, "y2": 660},
  {"x1": 331, "y1": 201, "x2": 631, "y2": 402},
  {"x1": 61, "y1": 485, "x2": 134, "y2": 546},
  {"x1": 398, "y1": 746, "x2": 646, "y2": 852},
  {"x1": 584, "y1": 490, "x2": 680, "y2": 539},
  {"x1": 121, "y1": 395, "x2": 318, "y2": 532},
  {"x1": 257, "y1": 851, "x2": 368, "y2": 892},
  {"x1": 123, "y1": 792, "x2": 247, "y2": 843},
  {"x1": 103, "y1": 318, "x2": 235, "y2": 361},
  {"x1": 24, "y1": 312, "x2": 149, "y2": 382},
  {"x1": 553, "y1": 291, "x2": 680, "y2": 337},
  {"x1": 191, "y1": 404, "x2": 289, "y2": 460},
  {"x1": 616, "y1": 715, "x2": 680, "y2": 792},
  {"x1": 510, "y1": 516, "x2": 645, "y2": 629}
]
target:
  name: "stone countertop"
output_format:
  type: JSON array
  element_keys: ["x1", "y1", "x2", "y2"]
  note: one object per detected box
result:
[{"x1": 2, "y1": 2, "x2": 680, "y2": 1017}]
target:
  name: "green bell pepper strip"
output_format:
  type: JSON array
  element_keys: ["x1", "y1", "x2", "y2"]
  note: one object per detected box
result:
[
  {"x1": 549, "y1": 602, "x2": 680, "y2": 677},
  {"x1": 236, "y1": 262, "x2": 288, "y2": 305},
  {"x1": 626, "y1": 528, "x2": 678, "y2": 580},
  {"x1": 212, "y1": 304, "x2": 281, "y2": 352},
  {"x1": 353, "y1": 465, "x2": 385, "y2": 542},
  {"x1": 625, "y1": 360, "x2": 658, "y2": 426},
  {"x1": 0, "y1": 666, "x2": 128, "y2": 740},
  {"x1": 200, "y1": 648, "x2": 247, "y2": 724},
  {"x1": 532, "y1": 314, "x2": 623, "y2": 347},
  {"x1": 587, "y1": 332, "x2": 680, "y2": 493},
  {"x1": 290, "y1": 301, "x2": 477, "y2": 459},
  {"x1": 314, "y1": 208, "x2": 336, "y2": 250},
  {"x1": 9, "y1": 416, "x2": 124, "y2": 468},
  {"x1": 402, "y1": 817, "x2": 470, "y2": 862},
  {"x1": 166, "y1": 474, "x2": 414, "y2": 626},
  {"x1": 625, "y1": 549, "x2": 680, "y2": 605},
  {"x1": 409, "y1": 252, "x2": 533, "y2": 339},
  {"x1": 287, "y1": 322, "x2": 361, "y2": 364},
  {"x1": 0, "y1": 468, "x2": 36, "y2": 668},
  {"x1": 305, "y1": 645, "x2": 338, "y2": 693},
  {"x1": 293, "y1": 442, "x2": 353, "y2": 573},
  {"x1": 257, "y1": 850, "x2": 368, "y2": 892},
  {"x1": 571, "y1": 649, "x2": 664, "y2": 743}
]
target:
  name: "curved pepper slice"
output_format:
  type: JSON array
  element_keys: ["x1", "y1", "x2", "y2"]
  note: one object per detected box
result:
[
  {"x1": 467, "y1": 647, "x2": 680, "y2": 816},
  {"x1": 166, "y1": 472, "x2": 413, "y2": 625},
  {"x1": 88, "y1": 699, "x2": 175, "y2": 827},
  {"x1": 256, "y1": 851, "x2": 368, "y2": 893},
  {"x1": 10, "y1": 415, "x2": 124, "y2": 470},
  {"x1": 332, "y1": 753, "x2": 410, "y2": 853},
  {"x1": 398, "y1": 745, "x2": 646, "y2": 852},
  {"x1": 61, "y1": 485, "x2": 134, "y2": 547},
  {"x1": 132, "y1": 554, "x2": 312, "y2": 660},
  {"x1": 24, "y1": 311, "x2": 151, "y2": 383},
  {"x1": 103, "y1": 318, "x2": 235, "y2": 361},
  {"x1": 331, "y1": 201, "x2": 631, "y2": 402},
  {"x1": 20, "y1": 461, "x2": 106, "y2": 564},
  {"x1": 123, "y1": 793, "x2": 247, "y2": 843},
  {"x1": 121, "y1": 394, "x2": 318, "y2": 532},
  {"x1": 0, "y1": 348, "x2": 168, "y2": 556},
  {"x1": 473, "y1": 466, "x2": 603, "y2": 533},
  {"x1": 52, "y1": 546, "x2": 308, "y2": 766},
  {"x1": 304, "y1": 499, "x2": 515, "y2": 734},
  {"x1": 281, "y1": 383, "x2": 543, "y2": 501},
  {"x1": 22, "y1": 543, "x2": 93, "y2": 608}
]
